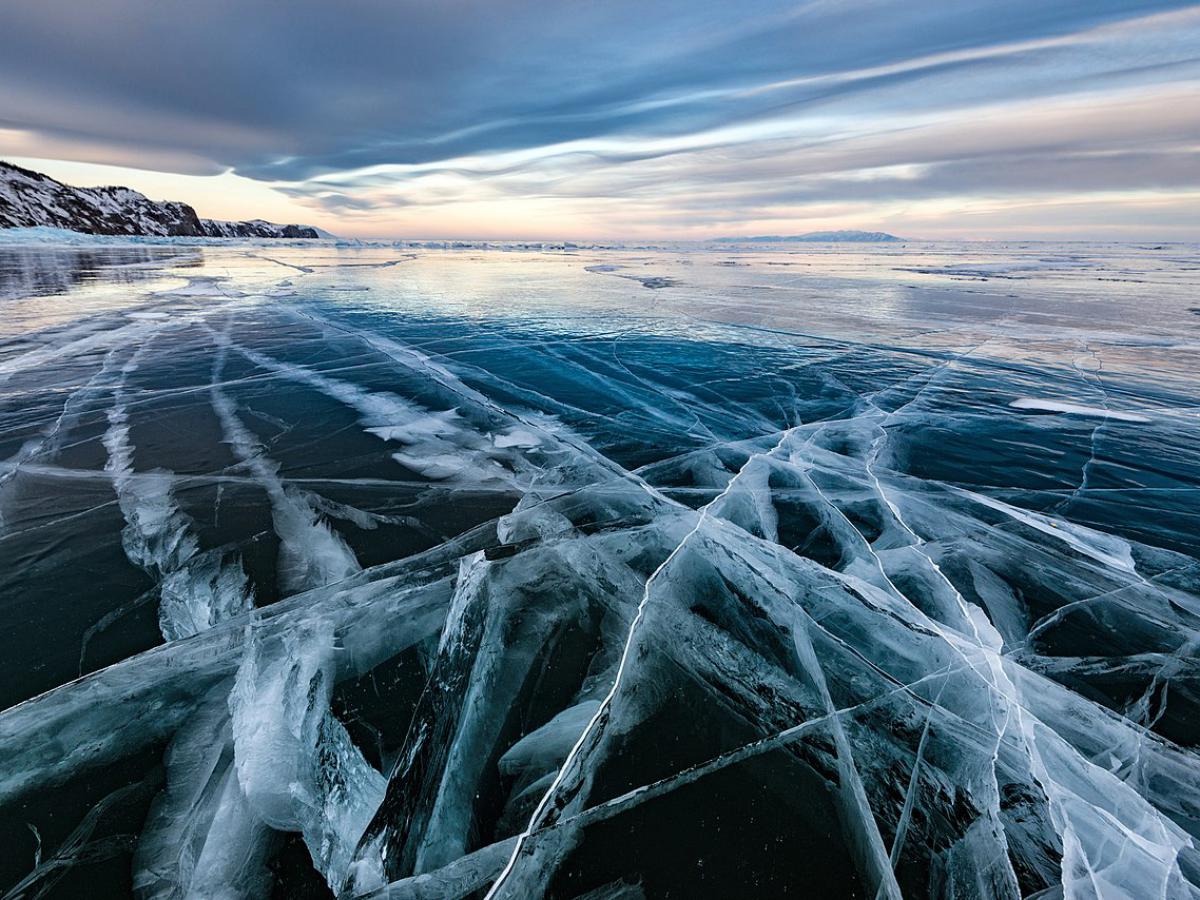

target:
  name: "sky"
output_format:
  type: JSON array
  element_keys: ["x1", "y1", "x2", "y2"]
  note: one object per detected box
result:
[{"x1": 2, "y1": 0, "x2": 1199, "y2": 240}]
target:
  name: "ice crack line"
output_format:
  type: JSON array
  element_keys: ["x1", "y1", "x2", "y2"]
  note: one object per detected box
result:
[
  {"x1": 206, "y1": 319, "x2": 360, "y2": 594},
  {"x1": 483, "y1": 424, "x2": 798, "y2": 898},
  {"x1": 1051, "y1": 341, "x2": 1110, "y2": 519},
  {"x1": 289, "y1": 307, "x2": 700, "y2": 516}
]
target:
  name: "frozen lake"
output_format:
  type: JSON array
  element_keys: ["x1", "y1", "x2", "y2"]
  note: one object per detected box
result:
[{"x1": 1, "y1": 236, "x2": 1199, "y2": 898}]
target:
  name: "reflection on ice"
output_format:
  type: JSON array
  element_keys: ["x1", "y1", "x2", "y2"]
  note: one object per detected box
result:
[
  {"x1": 1009, "y1": 397, "x2": 1151, "y2": 422},
  {"x1": 0, "y1": 238, "x2": 1199, "y2": 898}
]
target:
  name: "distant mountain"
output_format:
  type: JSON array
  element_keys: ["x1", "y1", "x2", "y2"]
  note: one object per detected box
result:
[
  {"x1": 0, "y1": 161, "x2": 319, "y2": 238},
  {"x1": 712, "y1": 230, "x2": 902, "y2": 243}
]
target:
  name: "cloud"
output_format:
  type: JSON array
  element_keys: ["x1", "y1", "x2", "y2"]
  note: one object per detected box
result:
[
  {"x1": 2, "y1": 0, "x2": 1198, "y2": 237},
  {"x1": 275, "y1": 187, "x2": 394, "y2": 213}
]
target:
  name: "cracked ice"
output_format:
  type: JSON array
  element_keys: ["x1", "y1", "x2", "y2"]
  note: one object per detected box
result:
[{"x1": 1, "y1": 236, "x2": 1199, "y2": 899}]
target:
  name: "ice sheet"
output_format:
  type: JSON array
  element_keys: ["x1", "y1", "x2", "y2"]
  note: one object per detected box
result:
[{"x1": 1, "y1": 239, "x2": 1198, "y2": 899}]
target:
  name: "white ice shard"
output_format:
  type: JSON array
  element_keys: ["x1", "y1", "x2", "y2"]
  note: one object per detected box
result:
[{"x1": 230, "y1": 619, "x2": 385, "y2": 888}]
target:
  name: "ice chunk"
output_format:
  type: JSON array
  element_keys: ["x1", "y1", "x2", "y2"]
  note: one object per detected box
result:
[{"x1": 230, "y1": 619, "x2": 385, "y2": 890}]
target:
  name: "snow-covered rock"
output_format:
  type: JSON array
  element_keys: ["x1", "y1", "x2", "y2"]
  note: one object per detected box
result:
[
  {"x1": 199, "y1": 217, "x2": 322, "y2": 239},
  {"x1": 0, "y1": 160, "x2": 318, "y2": 238}
]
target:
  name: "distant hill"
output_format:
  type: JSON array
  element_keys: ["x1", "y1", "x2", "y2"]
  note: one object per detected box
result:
[
  {"x1": 0, "y1": 160, "x2": 319, "y2": 239},
  {"x1": 712, "y1": 230, "x2": 902, "y2": 243}
]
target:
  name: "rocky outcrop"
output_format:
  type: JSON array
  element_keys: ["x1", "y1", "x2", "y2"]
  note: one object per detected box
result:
[
  {"x1": 198, "y1": 218, "x2": 320, "y2": 239},
  {"x1": 0, "y1": 161, "x2": 318, "y2": 238}
]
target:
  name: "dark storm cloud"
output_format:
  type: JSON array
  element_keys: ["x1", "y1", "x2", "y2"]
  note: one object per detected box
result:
[{"x1": 2, "y1": 0, "x2": 1197, "y2": 182}]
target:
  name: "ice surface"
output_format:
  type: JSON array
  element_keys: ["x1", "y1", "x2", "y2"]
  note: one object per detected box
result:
[
  {"x1": 1, "y1": 239, "x2": 1199, "y2": 898},
  {"x1": 1009, "y1": 398, "x2": 1152, "y2": 422}
]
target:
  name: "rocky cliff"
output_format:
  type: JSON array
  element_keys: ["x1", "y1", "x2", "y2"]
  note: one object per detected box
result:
[{"x1": 0, "y1": 161, "x2": 319, "y2": 238}]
